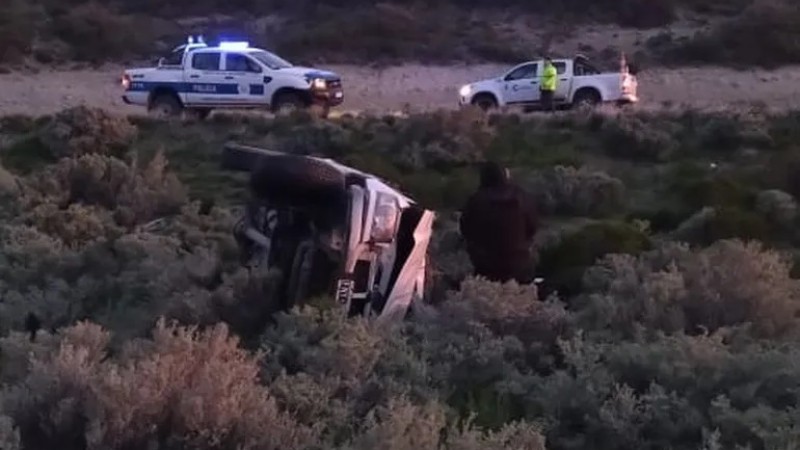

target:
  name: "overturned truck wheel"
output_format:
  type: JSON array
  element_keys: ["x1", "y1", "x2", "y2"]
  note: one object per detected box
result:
[{"x1": 221, "y1": 144, "x2": 347, "y2": 206}]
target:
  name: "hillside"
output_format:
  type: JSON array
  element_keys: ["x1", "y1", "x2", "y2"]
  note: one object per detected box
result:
[
  {"x1": 2, "y1": 107, "x2": 800, "y2": 448},
  {"x1": 2, "y1": 0, "x2": 800, "y2": 69}
]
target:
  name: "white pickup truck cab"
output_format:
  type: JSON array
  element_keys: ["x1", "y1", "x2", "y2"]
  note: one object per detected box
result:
[
  {"x1": 121, "y1": 37, "x2": 344, "y2": 118},
  {"x1": 458, "y1": 54, "x2": 638, "y2": 111}
]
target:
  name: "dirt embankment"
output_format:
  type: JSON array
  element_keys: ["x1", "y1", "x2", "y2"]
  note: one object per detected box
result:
[{"x1": 2, "y1": 64, "x2": 800, "y2": 117}]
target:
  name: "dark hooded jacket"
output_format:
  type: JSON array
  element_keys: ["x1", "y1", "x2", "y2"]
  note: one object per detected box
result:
[{"x1": 459, "y1": 162, "x2": 538, "y2": 283}]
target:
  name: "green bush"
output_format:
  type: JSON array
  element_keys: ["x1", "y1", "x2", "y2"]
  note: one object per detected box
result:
[
  {"x1": 275, "y1": 4, "x2": 525, "y2": 64},
  {"x1": 579, "y1": 240, "x2": 800, "y2": 338},
  {"x1": 521, "y1": 166, "x2": 626, "y2": 218},
  {"x1": 755, "y1": 189, "x2": 798, "y2": 228},
  {"x1": 0, "y1": 0, "x2": 45, "y2": 63},
  {"x1": 39, "y1": 106, "x2": 137, "y2": 158},
  {"x1": 536, "y1": 221, "x2": 652, "y2": 297},
  {"x1": 599, "y1": 114, "x2": 679, "y2": 162},
  {"x1": 50, "y1": 3, "x2": 150, "y2": 63},
  {"x1": 7, "y1": 107, "x2": 800, "y2": 450},
  {"x1": 25, "y1": 152, "x2": 187, "y2": 227}
]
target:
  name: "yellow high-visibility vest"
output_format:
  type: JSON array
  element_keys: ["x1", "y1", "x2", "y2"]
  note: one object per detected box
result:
[{"x1": 541, "y1": 63, "x2": 557, "y2": 91}]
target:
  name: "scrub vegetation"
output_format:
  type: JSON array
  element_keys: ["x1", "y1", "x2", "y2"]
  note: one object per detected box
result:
[
  {"x1": 1, "y1": 0, "x2": 799, "y2": 68},
  {"x1": 3, "y1": 105, "x2": 800, "y2": 449}
]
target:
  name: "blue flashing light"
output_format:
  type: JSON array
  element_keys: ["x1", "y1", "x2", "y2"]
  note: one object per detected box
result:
[{"x1": 219, "y1": 41, "x2": 250, "y2": 50}]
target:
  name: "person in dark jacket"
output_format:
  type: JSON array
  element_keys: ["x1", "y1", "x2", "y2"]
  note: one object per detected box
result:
[{"x1": 459, "y1": 162, "x2": 539, "y2": 284}]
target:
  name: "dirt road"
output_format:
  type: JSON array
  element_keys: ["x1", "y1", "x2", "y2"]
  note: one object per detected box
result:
[{"x1": 2, "y1": 63, "x2": 800, "y2": 117}]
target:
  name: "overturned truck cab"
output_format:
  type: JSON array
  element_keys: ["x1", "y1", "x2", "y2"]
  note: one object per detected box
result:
[{"x1": 222, "y1": 143, "x2": 435, "y2": 321}]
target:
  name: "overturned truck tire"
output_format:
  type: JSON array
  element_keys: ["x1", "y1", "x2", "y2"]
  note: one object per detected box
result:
[{"x1": 221, "y1": 143, "x2": 347, "y2": 206}]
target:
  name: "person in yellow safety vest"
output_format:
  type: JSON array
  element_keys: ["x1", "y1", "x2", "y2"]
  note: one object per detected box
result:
[{"x1": 540, "y1": 57, "x2": 557, "y2": 112}]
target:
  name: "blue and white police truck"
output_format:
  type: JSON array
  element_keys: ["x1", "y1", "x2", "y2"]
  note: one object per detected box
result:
[{"x1": 121, "y1": 37, "x2": 344, "y2": 119}]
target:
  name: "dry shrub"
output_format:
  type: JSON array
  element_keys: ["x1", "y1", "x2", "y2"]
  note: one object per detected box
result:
[
  {"x1": 442, "y1": 277, "x2": 569, "y2": 345},
  {"x1": 211, "y1": 266, "x2": 285, "y2": 339},
  {"x1": 0, "y1": 414, "x2": 21, "y2": 450},
  {"x1": 426, "y1": 219, "x2": 473, "y2": 303},
  {"x1": 0, "y1": 164, "x2": 18, "y2": 194},
  {"x1": 51, "y1": 3, "x2": 149, "y2": 63},
  {"x1": 346, "y1": 398, "x2": 447, "y2": 450},
  {"x1": 0, "y1": 221, "x2": 225, "y2": 341},
  {"x1": 22, "y1": 203, "x2": 123, "y2": 246},
  {"x1": 755, "y1": 189, "x2": 797, "y2": 228},
  {"x1": 1, "y1": 320, "x2": 316, "y2": 450},
  {"x1": 274, "y1": 4, "x2": 523, "y2": 64},
  {"x1": 40, "y1": 107, "x2": 137, "y2": 158},
  {"x1": 346, "y1": 398, "x2": 547, "y2": 449},
  {"x1": 27, "y1": 152, "x2": 187, "y2": 227},
  {"x1": 579, "y1": 240, "x2": 800, "y2": 338},
  {"x1": 390, "y1": 109, "x2": 492, "y2": 170},
  {"x1": 670, "y1": 0, "x2": 800, "y2": 68},
  {"x1": 522, "y1": 165, "x2": 626, "y2": 217},
  {"x1": 0, "y1": 164, "x2": 21, "y2": 222},
  {"x1": 0, "y1": 0, "x2": 44, "y2": 63},
  {"x1": 0, "y1": 331, "x2": 62, "y2": 385},
  {"x1": 670, "y1": 206, "x2": 771, "y2": 246},
  {"x1": 599, "y1": 113, "x2": 678, "y2": 162},
  {"x1": 448, "y1": 420, "x2": 547, "y2": 450}
]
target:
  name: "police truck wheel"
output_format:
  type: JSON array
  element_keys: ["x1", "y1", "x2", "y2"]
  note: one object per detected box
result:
[
  {"x1": 273, "y1": 92, "x2": 306, "y2": 115},
  {"x1": 472, "y1": 94, "x2": 498, "y2": 112},
  {"x1": 149, "y1": 94, "x2": 182, "y2": 118}
]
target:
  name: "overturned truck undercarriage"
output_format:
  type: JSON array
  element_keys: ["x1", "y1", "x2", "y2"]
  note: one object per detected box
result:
[{"x1": 221, "y1": 143, "x2": 436, "y2": 321}]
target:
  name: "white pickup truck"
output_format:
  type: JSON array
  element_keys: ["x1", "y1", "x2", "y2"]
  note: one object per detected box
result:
[
  {"x1": 121, "y1": 37, "x2": 344, "y2": 118},
  {"x1": 458, "y1": 55, "x2": 638, "y2": 111}
]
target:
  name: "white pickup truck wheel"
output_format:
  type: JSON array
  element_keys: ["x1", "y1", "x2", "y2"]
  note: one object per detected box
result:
[
  {"x1": 572, "y1": 89, "x2": 601, "y2": 109},
  {"x1": 472, "y1": 94, "x2": 498, "y2": 111}
]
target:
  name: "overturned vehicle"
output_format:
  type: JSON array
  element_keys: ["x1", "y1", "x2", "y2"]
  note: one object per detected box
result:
[{"x1": 222, "y1": 143, "x2": 436, "y2": 321}]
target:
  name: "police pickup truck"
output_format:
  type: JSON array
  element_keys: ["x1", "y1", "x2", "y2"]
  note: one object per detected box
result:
[
  {"x1": 458, "y1": 54, "x2": 638, "y2": 111},
  {"x1": 121, "y1": 37, "x2": 344, "y2": 118}
]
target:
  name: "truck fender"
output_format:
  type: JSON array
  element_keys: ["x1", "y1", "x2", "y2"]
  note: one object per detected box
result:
[{"x1": 148, "y1": 86, "x2": 183, "y2": 107}]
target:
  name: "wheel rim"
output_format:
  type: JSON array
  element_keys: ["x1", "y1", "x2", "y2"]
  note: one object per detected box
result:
[
  {"x1": 151, "y1": 103, "x2": 174, "y2": 118},
  {"x1": 277, "y1": 102, "x2": 298, "y2": 114},
  {"x1": 576, "y1": 96, "x2": 598, "y2": 109}
]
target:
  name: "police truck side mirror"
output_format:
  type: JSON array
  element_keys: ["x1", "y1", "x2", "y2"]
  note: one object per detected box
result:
[{"x1": 157, "y1": 57, "x2": 166, "y2": 67}]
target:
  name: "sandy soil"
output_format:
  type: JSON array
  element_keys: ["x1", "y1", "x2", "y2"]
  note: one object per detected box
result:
[{"x1": 2, "y1": 63, "x2": 800, "y2": 117}]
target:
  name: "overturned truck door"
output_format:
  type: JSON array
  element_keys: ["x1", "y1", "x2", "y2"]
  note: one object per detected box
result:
[{"x1": 221, "y1": 143, "x2": 435, "y2": 320}]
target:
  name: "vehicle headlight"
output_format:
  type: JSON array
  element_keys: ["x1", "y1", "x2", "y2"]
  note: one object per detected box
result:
[
  {"x1": 311, "y1": 78, "x2": 326, "y2": 90},
  {"x1": 459, "y1": 84, "x2": 471, "y2": 97},
  {"x1": 370, "y1": 192, "x2": 400, "y2": 243}
]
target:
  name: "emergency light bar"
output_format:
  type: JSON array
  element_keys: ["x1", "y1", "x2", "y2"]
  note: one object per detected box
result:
[{"x1": 219, "y1": 41, "x2": 250, "y2": 50}]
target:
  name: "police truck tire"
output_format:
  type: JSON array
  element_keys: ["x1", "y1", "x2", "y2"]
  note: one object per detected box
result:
[
  {"x1": 273, "y1": 92, "x2": 306, "y2": 114},
  {"x1": 149, "y1": 94, "x2": 182, "y2": 118}
]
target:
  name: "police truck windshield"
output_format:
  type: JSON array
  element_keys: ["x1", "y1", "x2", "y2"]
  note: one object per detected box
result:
[{"x1": 250, "y1": 50, "x2": 293, "y2": 70}]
